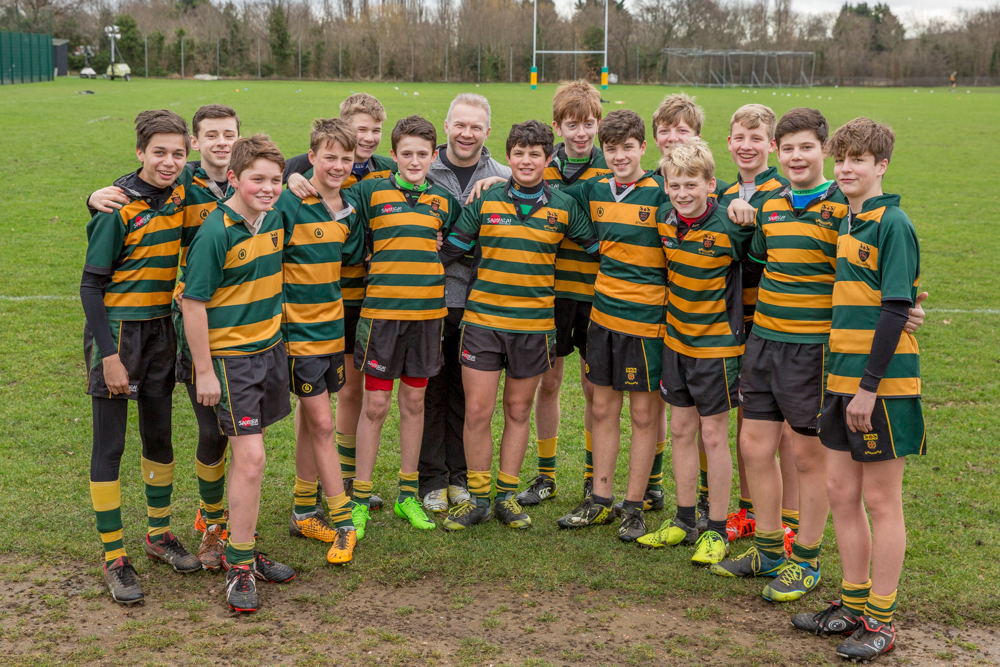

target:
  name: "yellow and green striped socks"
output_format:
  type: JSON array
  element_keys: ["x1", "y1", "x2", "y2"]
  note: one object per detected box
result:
[
  {"x1": 91, "y1": 479, "x2": 126, "y2": 562},
  {"x1": 739, "y1": 496, "x2": 754, "y2": 513},
  {"x1": 754, "y1": 528, "x2": 786, "y2": 561},
  {"x1": 142, "y1": 457, "x2": 174, "y2": 543},
  {"x1": 781, "y1": 508, "x2": 800, "y2": 532},
  {"x1": 398, "y1": 470, "x2": 419, "y2": 502},
  {"x1": 790, "y1": 536, "x2": 822, "y2": 569},
  {"x1": 865, "y1": 590, "x2": 897, "y2": 624},
  {"x1": 841, "y1": 579, "x2": 872, "y2": 615},
  {"x1": 293, "y1": 476, "x2": 319, "y2": 516},
  {"x1": 225, "y1": 539, "x2": 255, "y2": 567},
  {"x1": 496, "y1": 471, "x2": 519, "y2": 500},
  {"x1": 336, "y1": 432, "x2": 356, "y2": 479},
  {"x1": 648, "y1": 439, "x2": 665, "y2": 488},
  {"x1": 352, "y1": 479, "x2": 373, "y2": 508},
  {"x1": 469, "y1": 470, "x2": 492, "y2": 506},
  {"x1": 196, "y1": 453, "x2": 227, "y2": 528},
  {"x1": 327, "y1": 492, "x2": 353, "y2": 529},
  {"x1": 583, "y1": 430, "x2": 594, "y2": 481},
  {"x1": 537, "y1": 437, "x2": 557, "y2": 480}
]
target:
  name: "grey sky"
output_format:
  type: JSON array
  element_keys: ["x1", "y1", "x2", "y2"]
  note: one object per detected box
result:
[{"x1": 551, "y1": 0, "x2": 991, "y2": 24}]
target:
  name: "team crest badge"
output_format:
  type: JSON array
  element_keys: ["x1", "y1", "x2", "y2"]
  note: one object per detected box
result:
[
  {"x1": 430, "y1": 198, "x2": 440, "y2": 214},
  {"x1": 314, "y1": 228, "x2": 324, "y2": 239},
  {"x1": 199, "y1": 209, "x2": 209, "y2": 220},
  {"x1": 546, "y1": 211, "x2": 558, "y2": 229},
  {"x1": 858, "y1": 243, "x2": 870, "y2": 262},
  {"x1": 171, "y1": 193, "x2": 183, "y2": 207},
  {"x1": 820, "y1": 204, "x2": 834, "y2": 221},
  {"x1": 703, "y1": 234, "x2": 716, "y2": 249},
  {"x1": 270, "y1": 231, "x2": 279, "y2": 248},
  {"x1": 596, "y1": 206, "x2": 605, "y2": 218},
  {"x1": 638, "y1": 207, "x2": 650, "y2": 222}
]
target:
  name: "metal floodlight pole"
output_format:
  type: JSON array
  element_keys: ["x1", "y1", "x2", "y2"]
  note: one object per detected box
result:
[
  {"x1": 601, "y1": 0, "x2": 608, "y2": 89},
  {"x1": 531, "y1": 0, "x2": 537, "y2": 88}
]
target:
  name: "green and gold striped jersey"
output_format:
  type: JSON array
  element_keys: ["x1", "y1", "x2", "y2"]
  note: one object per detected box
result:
[
  {"x1": 333, "y1": 155, "x2": 396, "y2": 307},
  {"x1": 182, "y1": 201, "x2": 285, "y2": 356},
  {"x1": 348, "y1": 177, "x2": 461, "y2": 321},
  {"x1": 173, "y1": 162, "x2": 232, "y2": 309},
  {"x1": 718, "y1": 167, "x2": 789, "y2": 326},
  {"x1": 573, "y1": 172, "x2": 669, "y2": 339},
  {"x1": 828, "y1": 194, "x2": 921, "y2": 398},
  {"x1": 444, "y1": 180, "x2": 599, "y2": 334},
  {"x1": 659, "y1": 200, "x2": 755, "y2": 358},
  {"x1": 748, "y1": 183, "x2": 847, "y2": 344},
  {"x1": 544, "y1": 144, "x2": 612, "y2": 303},
  {"x1": 276, "y1": 191, "x2": 365, "y2": 357},
  {"x1": 84, "y1": 180, "x2": 185, "y2": 321}
]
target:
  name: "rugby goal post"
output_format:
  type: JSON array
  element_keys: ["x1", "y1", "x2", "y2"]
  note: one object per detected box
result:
[{"x1": 532, "y1": 0, "x2": 609, "y2": 89}]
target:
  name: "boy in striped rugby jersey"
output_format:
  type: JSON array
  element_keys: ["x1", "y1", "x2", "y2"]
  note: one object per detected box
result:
[
  {"x1": 87, "y1": 105, "x2": 243, "y2": 572},
  {"x1": 82, "y1": 110, "x2": 201, "y2": 606},
  {"x1": 520, "y1": 80, "x2": 610, "y2": 507},
  {"x1": 285, "y1": 93, "x2": 395, "y2": 511},
  {"x1": 718, "y1": 104, "x2": 794, "y2": 546},
  {"x1": 438, "y1": 120, "x2": 599, "y2": 531},
  {"x1": 555, "y1": 110, "x2": 669, "y2": 542},
  {"x1": 651, "y1": 92, "x2": 722, "y2": 531},
  {"x1": 277, "y1": 118, "x2": 366, "y2": 565},
  {"x1": 183, "y1": 135, "x2": 296, "y2": 612},
  {"x1": 638, "y1": 140, "x2": 755, "y2": 566},
  {"x1": 793, "y1": 118, "x2": 924, "y2": 662},
  {"x1": 346, "y1": 116, "x2": 463, "y2": 537}
]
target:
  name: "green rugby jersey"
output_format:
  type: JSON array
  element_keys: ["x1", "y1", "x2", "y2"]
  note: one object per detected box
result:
[
  {"x1": 659, "y1": 200, "x2": 755, "y2": 358},
  {"x1": 718, "y1": 167, "x2": 789, "y2": 326},
  {"x1": 349, "y1": 177, "x2": 461, "y2": 321},
  {"x1": 84, "y1": 180, "x2": 185, "y2": 321},
  {"x1": 573, "y1": 172, "x2": 669, "y2": 340},
  {"x1": 748, "y1": 182, "x2": 848, "y2": 343},
  {"x1": 276, "y1": 191, "x2": 365, "y2": 357},
  {"x1": 332, "y1": 155, "x2": 396, "y2": 308},
  {"x1": 182, "y1": 201, "x2": 285, "y2": 356},
  {"x1": 828, "y1": 194, "x2": 921, "y2": 398},
  {"x1": 544, "y1": 145, "x2": 612, "y2": 303},
  {"x1": 444, "y1": 180, "x2": 598, "y2": 334},
  {"x1": 173, "y1": 162, "x2": 232, "y2": 309}
]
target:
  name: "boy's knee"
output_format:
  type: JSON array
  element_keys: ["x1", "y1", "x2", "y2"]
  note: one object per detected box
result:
[
  {"x1": 363, "y1": 392, "x2": 392, "y2": 423},
  {"x1": 504, "y1": 399, "x2": 533, "y2": 424},
  {"x1": 539, "y1": 372, "x2": 562, "y2": 397}
]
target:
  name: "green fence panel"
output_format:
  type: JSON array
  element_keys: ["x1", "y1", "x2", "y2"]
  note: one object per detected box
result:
[{"x1": 0, "y1": 31, "x2": 54, "y2": 84}]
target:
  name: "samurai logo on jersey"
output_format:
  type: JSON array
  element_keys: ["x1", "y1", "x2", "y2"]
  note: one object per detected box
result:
[
  {"x1": 134, "y1": 213, "x2": 153, "y2": 229},
  {"x1": 487, "y1": 214, "x2": 511, "y2": 225},
  {"x1": 382, "y1": 204, "x2": 402, "y2": 214},
  {"x1": 768, "y1": 212, "x2": 785, "y2": 222},
  {"x1": 239, "y1": 416, "x2": 260, "y2": 428},
  {"x1": 367, "y1": 359, "x2": 387, "y2": 373}
]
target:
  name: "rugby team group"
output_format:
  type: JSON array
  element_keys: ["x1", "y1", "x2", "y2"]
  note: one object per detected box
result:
[{"x1": 80, "y1": 80, "x2": 926, "y2": 661}]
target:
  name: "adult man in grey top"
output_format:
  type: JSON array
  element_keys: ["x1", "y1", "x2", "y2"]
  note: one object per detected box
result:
[{"x1": 420, "y1": 93, "x2": 510, "y2": 512}]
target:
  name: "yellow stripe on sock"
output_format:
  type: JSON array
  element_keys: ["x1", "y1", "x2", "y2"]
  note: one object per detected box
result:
[
  {"x1": 537, "y1": 437, "x2": 558, "y2": 459},
  {"x1": 468, "y1": 470, "x2": 491, "y2": 498},
  {"x1": 196, "y1": 454, "x2": 227, "y2": 482},
  {"x1": 584, "y1": 430, "x2": 593, "y2": 452},
  {"x1": 104, "y1": 548, "x2": 127, "y2": 561},
  {"x1": 656, "y1": 439, "x2": 666, "y2": 455},
  {"x1": 698, "y1": 450, "x2": 708, "y2": 473},
  {"x1": 100, "y1": 529, "x2": 124, "y2": 544},
  {"x1": 90, "y1": 480, "x2": 121, "y2": 512},
  {"x1": 497, "y1": 471, "x2": 519, "y2": 487},
  {"x1": 141, "y1": 457, "x2": 175, "y2": 487},
  {"x1": 146, "y1": 505, "x2": 172, "y2": 519}
]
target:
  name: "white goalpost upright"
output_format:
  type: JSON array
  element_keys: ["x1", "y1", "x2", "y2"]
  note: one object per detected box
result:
[{"x1": 531, "y1": 0, "x2": 609, "y2": 89}]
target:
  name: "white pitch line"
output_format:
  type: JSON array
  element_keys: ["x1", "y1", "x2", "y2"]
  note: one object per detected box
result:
[
  {"x1": 0, "y1": 295, "x2": 78, "y2": 301},
  {"x1": 926, "y1": 308, "x2": 1000, "y2": 315}
]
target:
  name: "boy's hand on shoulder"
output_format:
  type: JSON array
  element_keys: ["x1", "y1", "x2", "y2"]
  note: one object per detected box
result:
[
  {"x1": 287, "y1": 173, "x2": 317, "y2": 199},
  {"x1": 465, "y1": 176, "x2": 506, "y2": 205},
  {"x1": 102, "y1": 354, "x2": 130, "y2": 395},
  {"x1": 904, "y1": 292, "x2": 928, "y2": 334},
  {"x1": 89, "y1": 186, "x2": 129, "y2": 213},
  {"x1": 846, "y1": 388, "x2": 877, "y2": 433},
  {"x1": 727, "y1": 199, "x2": 756, "y2": 227},
  {"x1": 196, "y1": 373, "x2": 221, "y2": 407}
]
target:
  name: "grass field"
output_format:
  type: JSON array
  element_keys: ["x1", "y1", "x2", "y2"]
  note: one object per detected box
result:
[{"x1": 1, "y1": 77, "x2": 999, "y2": 666}]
